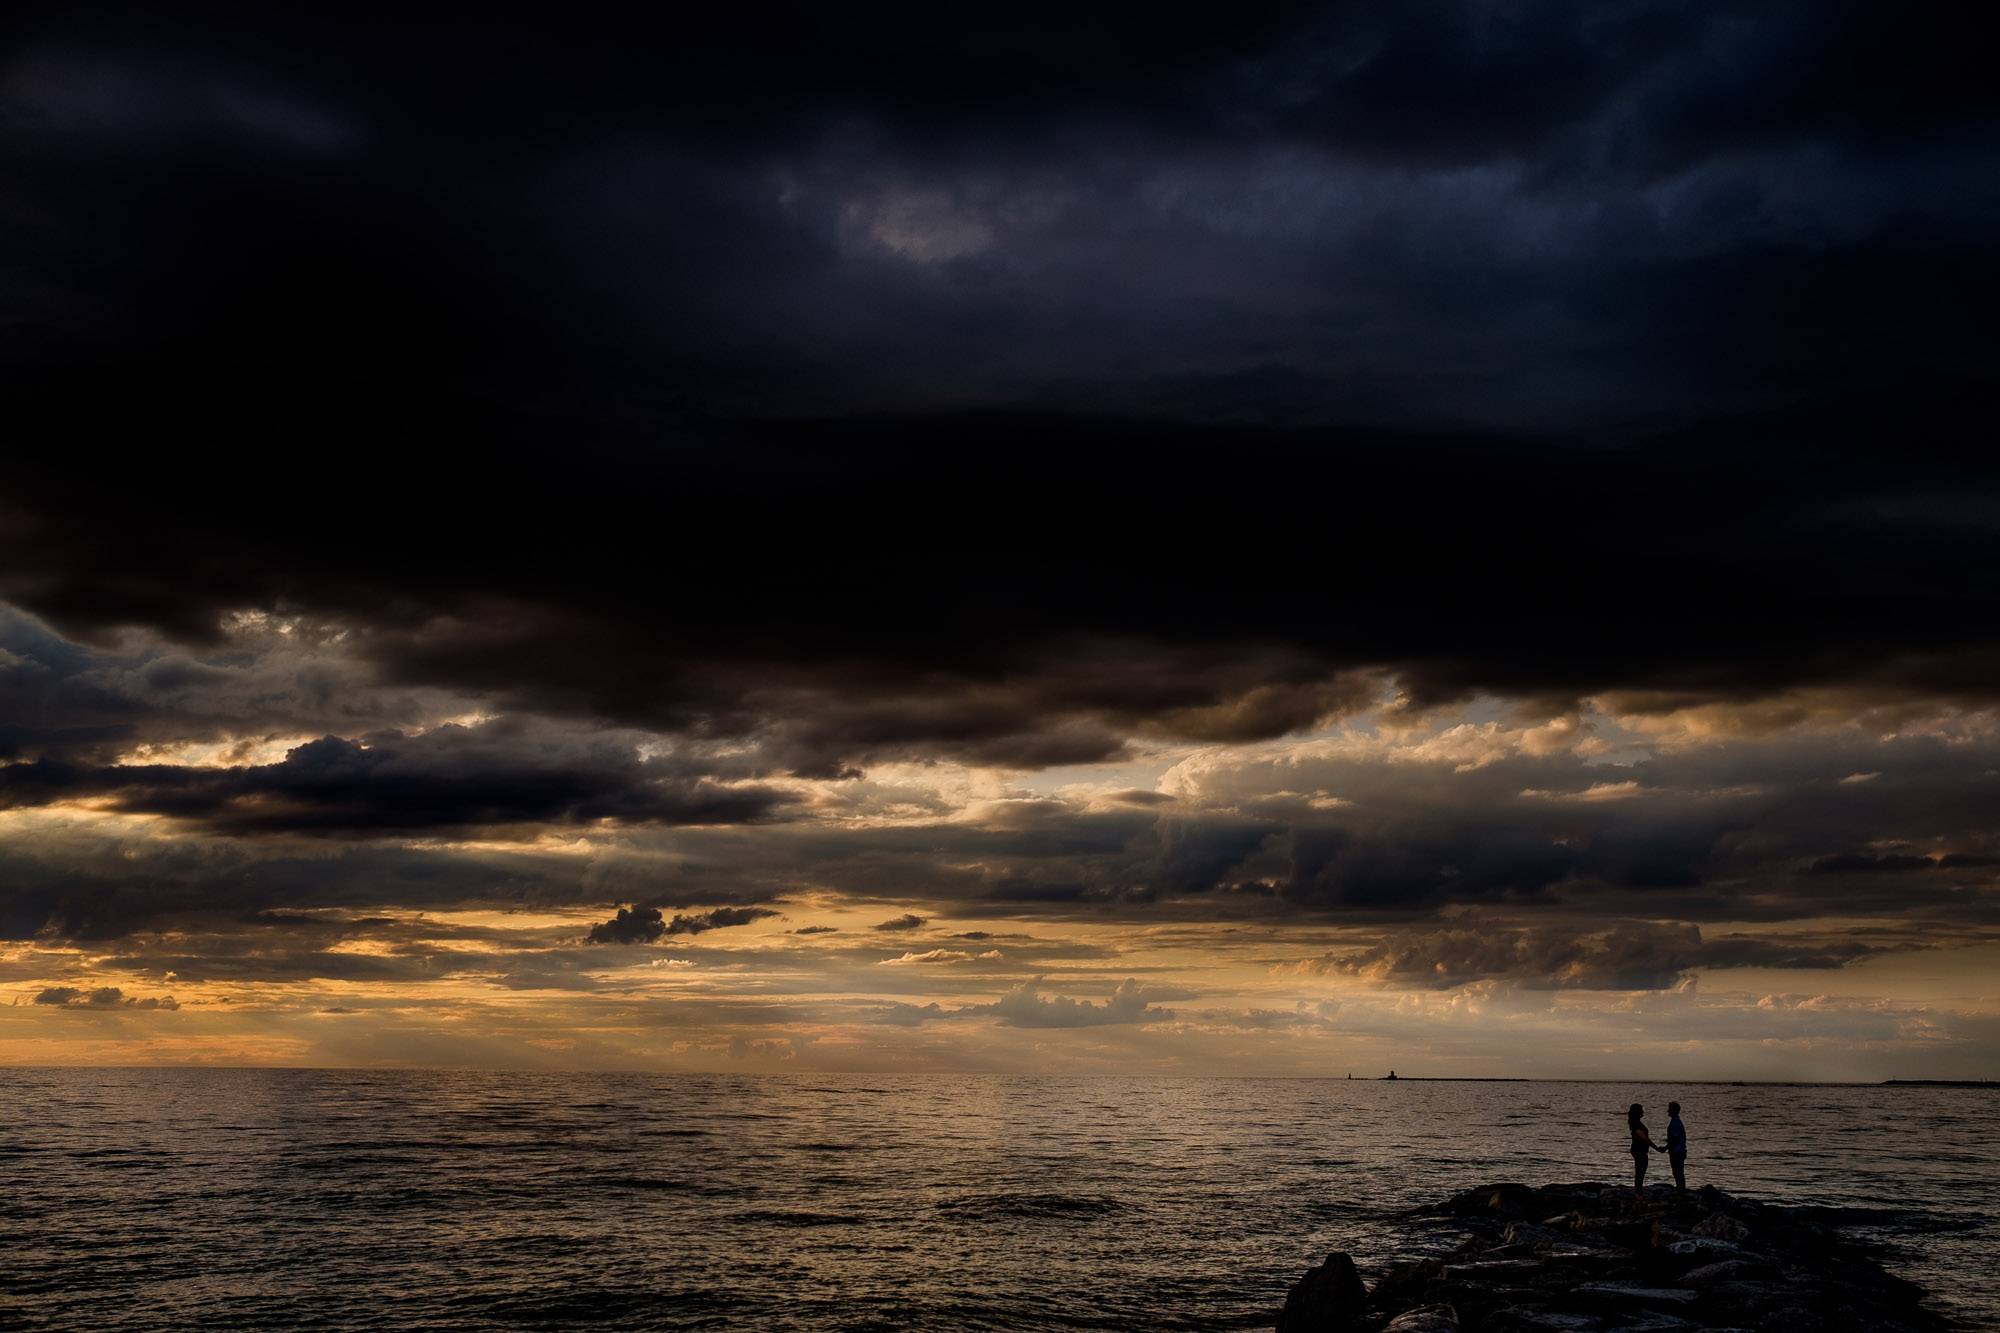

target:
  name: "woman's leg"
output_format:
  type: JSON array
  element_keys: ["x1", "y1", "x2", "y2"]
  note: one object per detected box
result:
[{"x1": 1634, "y1": 1152, "x2": 1648, "y2": 1192}]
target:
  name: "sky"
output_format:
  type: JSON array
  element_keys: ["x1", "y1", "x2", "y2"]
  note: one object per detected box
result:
[{"x1": 2, "y1": 1, "x2": 1997, "y2": 1077}]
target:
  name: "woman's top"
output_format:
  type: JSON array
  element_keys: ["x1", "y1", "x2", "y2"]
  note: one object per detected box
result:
[{"x1": 1630, "y1": 1119, "x2": 1652, "y2": 1155}]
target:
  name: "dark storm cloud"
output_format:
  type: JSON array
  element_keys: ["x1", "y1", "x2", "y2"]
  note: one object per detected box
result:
[
  {"x1": 0, "y1": 611, "x2": 147, "y2": 762},
  {"x1": 1281, "y1": 824, "x2": 1577, "y2": 910},
  {"x1": 1268, "y1": 738, "x2": 2000, "y2": 927},
  {"x1": 585, "y1": 905, "x2": 781, "y2": 944},
  {"x1": 586, "y1": 906, "x2": 666, "y2": 945},
  {"x1": 984, "y1": 880, "x2": 1092, "y2": 905},
  {"x1": 0, "y1": 604, "x2": 480, "y2": 765},
  {"x1": 5, "y1": 413, "x2": 1995, "y2": 776},
  {"x1": 102, "y1": 950, "x2": 420, "y2": 986},
  {"x1": 1809, "y1": 853, "x2": 1945, "y2": 875},
  {"x1": 605, "y1": 725, "x2": 2000, "y2": 932},
  {"x1": 0, "y1": 725, "x2": 789, "y2": 834},
  {"x1": 13, "y1": 705, "x2": 1995, "y2": 948},
  {"x1": 666, "y1": 906, "x2": 781, "y2": 936},
  {"x1": 1311, "y1": 921, "x2": 1908, "y2": 991},
  {"x1": 29, "y1": 985, "x2": 178, "y2": 1009},
  {"x1": 0, "y1": 824, "x2": 767, "y2": 942},
  {"x1": 1143, "y1": 818, "x2": 1275, "y2": 900},
  {"x1": 1696, "y1": 933, "x2": 1898, "y2": 972},
  {"x1": 1237, "y1": 3, "x2": 1995, "y2": 168},
  {"x1": 0, "y1": 0, "x2": 1994, "y2": 776}
]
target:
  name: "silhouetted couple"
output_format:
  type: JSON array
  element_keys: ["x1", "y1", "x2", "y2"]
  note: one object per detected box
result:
[{"x1": 1627, "y1": 1101, "x2": 1688, "y2": 1197}]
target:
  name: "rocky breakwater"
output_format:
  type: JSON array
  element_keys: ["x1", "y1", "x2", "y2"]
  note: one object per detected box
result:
[{"x1": 1277, "y1": 1181, "x2": 1947, "y2": 1333}]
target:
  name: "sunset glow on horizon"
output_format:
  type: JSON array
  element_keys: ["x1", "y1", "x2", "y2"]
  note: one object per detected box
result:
[{"x1": 6, "y1": 608, "x2": 1995, "y2": 1077}]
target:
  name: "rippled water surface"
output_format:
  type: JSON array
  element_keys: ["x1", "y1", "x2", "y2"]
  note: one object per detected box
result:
[{"x1": 3, "y1": 1071, "x2": 1994, "y2": 1331}]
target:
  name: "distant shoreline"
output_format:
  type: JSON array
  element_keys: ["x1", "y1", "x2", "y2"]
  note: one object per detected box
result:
[
  {"x1": 1881, "y1": 1079, "x2": 1999, "y2": 1088},
  {"x1": 1346, "y1": 1074, "x2": 1999, "y2": 1086}
]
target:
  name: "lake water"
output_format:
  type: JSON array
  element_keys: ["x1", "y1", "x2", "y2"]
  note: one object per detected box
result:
[{"x1": 3, "y1": 1071, "x2": 1994, "y2": 1331}]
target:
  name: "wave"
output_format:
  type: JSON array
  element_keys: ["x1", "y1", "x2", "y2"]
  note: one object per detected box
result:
[
  {"x1": 934, "y1": 1192, "x2": 1128, "y2": 1219},
  {"x1": 728, "y1": 1209, "x2": 867, "y2": 1228},
  {"x1": 596, "y1": 1176, "x2": 758, "y2": 1197}
]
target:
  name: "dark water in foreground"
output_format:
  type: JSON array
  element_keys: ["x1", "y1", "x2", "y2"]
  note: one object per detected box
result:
[{"x1": 3, "y1": 1071, "x2": 1995, "y2": 1331}]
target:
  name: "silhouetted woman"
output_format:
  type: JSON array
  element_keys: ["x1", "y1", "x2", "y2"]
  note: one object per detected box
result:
[{"x1": 1628, "y1": 1103, "x2": 1663, "y2": 1197}]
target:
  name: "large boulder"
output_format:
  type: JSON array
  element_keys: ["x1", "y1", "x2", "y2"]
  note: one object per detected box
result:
[
  {"x1": 1439, "y1": 1183, "x2": 1540, "y2": 1218},
  {"x1": 1276, "y1": 1250, "x2": 1368, "y2": 1333},
  {"x1": 1692, "y1": 1211, "x2": 1752, "y2": 1242},
  {"x1": 1501, "y1": 1221, "x2": 1560, "y2": 1248},
  {"x1": 1370, "y1": 1258, "x2": 1443, "y2": 1307},
  {"x1": 1680, "y1": 1258, "x2": 1760, "y2": 1283}
]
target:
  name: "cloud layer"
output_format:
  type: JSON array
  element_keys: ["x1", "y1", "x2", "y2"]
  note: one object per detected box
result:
[{"x1": 3, "y1": 3, "x2": 1997, "y2": 1073}]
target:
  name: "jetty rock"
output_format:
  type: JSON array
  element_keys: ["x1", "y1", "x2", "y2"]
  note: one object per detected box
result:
[{"x1": 1277, "y1": 1181, "x2": 1945, "y2": 1333}]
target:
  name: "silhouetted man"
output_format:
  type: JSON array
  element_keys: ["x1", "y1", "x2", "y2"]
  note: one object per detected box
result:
[{"x1": 1665, "y1": 1101, "x2": 1688, "y2": 1193}]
